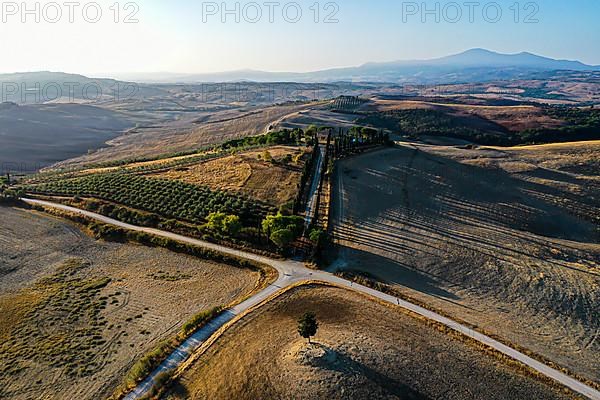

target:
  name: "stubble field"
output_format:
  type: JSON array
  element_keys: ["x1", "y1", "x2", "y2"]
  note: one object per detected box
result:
[
  {"x1": 330, "y1": 142, "x2": 600, "y2": 383},
  {"x1": 0, "y1": 207, "x2": 262, "y2": 400},
  {"x1": 151, "y1": 145, "x2": 309, "y2": 207}
]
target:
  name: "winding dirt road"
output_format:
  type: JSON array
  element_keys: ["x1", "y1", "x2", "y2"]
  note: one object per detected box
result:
[{"x1": 21, "y1": 198, "x2": 600, "y2": 400}]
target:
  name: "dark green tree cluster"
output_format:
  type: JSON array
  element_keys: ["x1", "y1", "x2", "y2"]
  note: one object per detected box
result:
[
  {"x1": 221, "y1": 129, "x2": 310, "y2": 150},
  {"x1": 27, "y1": 173, "x2": 272, "y2": 226},
  {"x1": 333, "y1": 126, "x2": 389, "y2": 157},
  {"x1": 358, "y1": 109, "x2": 484, "y2": 138},
  {"x1": 516, "y1": 107, "x2": 600, "y2": 145},
  {"x1": 293, "y1": 143, "x2": 320, "y2": 214},
  {"x1": 261, "y1": 212, "x2": 305, "y2": 250},
  {"x1": 357, "y1": 107, "x2": 600, "y2": 146},
  {"x1": 309, "y1": 228, "x2": 326, "y2": 246}
]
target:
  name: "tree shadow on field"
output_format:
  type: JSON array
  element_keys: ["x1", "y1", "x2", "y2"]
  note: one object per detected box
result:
[
  {"x1": 165, "y1": 378, "x2": 190, "y2": 399},
  {"x1": 312, "y1": 343, "x2": 431, "y2": 400},
  {"x1": 338, "y1": 144, "x2": 599, "y2": 245},
  {"x1": 333, "y1": 244, "x2": 460, "y2": 301}
]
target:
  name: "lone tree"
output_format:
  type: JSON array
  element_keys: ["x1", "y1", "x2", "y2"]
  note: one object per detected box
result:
[{"x1": 297, "y1": 312, "x2": 318, "y2": 344}]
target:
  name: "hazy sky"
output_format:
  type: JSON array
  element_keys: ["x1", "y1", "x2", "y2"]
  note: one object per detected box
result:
[{"x1": 1, "y1": 0, "x2": 598, "y2": 76}]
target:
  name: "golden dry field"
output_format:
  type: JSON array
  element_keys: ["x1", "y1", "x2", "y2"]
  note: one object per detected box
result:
[
  {"x1": 331, "y1": 143, "x2": 600, "y2": 383},
  {"x1": 164, "y1": 285, "x2": 574, "y2": 400},
  {"x1": 0, "y1": 207, "x2": 262, "y2": 400},
  {"x1": 150, "y1": 146, "x2": 309, "y2": 207}
]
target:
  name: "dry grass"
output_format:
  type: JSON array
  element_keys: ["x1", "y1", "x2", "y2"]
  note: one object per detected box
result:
[
  {"x1": 331, "y1": 144, "x2": 600, "y2": 384},
  {"x1": 0, "y1": 207, "x2": 262, "y2": 400},
  {"x1": 56, "y1": 103, "x2": 317, "y2": 169},
  {"x1": 151, "y1": 146, "x2": 309, "y2": 207},
  {"x1": 164, "y1": 285, "x2": 574, "y2": 400},
  {"x1": 79, "y1": 149, "x2": 219, "y2": 175},
  {"x1": 486, "y1": 140, "x2": 600, "y2": 178},
  {"x1": 0, "y1": 292, "x2": 45, "y2": 342}
]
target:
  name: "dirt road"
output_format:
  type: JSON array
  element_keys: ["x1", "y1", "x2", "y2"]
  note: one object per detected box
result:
[{"x1": 21, "y1": 198, "x2": 600, "y2": 400}]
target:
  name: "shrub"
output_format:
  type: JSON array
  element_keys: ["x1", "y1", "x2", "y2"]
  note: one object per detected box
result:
[
  {"x1": 206, "y1": 212, "x2": 227, "y2": 231},
  {"x1": 180, "y1": 307, "x2": 223, "y2": 337},
  {"x1": 270, "y1": 229, "x2": 295, "y2": 249},
  {"x1": 309, "y1": 228, "x2": 326, "y2": 245},
  {"x1": 222, "y1": 215, "x2": 242, "y2": 236},
  {"x1": 124, "y1": 341, "x2": 177, "y2": 388}
]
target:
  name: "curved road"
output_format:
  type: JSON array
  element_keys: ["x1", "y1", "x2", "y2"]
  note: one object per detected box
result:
[{"x1": 21, "y1": 198, "x2": 600, "y2": 400}]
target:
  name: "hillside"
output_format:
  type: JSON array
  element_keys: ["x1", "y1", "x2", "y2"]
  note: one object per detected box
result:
[
  {"x1": 165, "y1": 285, "x2": 574, "y2": 400},
  {"x1": 0, "y1": 103, "x2": 134, "y2": 173},
  {"x1": 330, "y1": 143, "x2": 600, "y2": 383}
]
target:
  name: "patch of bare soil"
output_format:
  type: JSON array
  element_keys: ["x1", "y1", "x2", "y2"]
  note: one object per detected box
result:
[
  {"x1": 0, "y1": 103, "x2": 134, "y2": 173},
  {"x1": 164, "y1": 286, "x2": 573, "y2": 400},
  {"x1": 0, "y1": 207, "x2": 260, "y2": 400},
  {"x1": 331, "y1": 144, "x2": 600, "y2": 383}
]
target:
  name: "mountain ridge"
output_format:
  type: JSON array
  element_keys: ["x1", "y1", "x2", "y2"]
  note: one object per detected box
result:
[{"x1": 2, "y1": 49, "x2": 599, "y2": 85}]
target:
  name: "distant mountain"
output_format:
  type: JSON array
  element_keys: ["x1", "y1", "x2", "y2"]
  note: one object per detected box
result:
[
  {"x1": 117, "y1": 49, "x2": 600, "y2": 84},
  {"x1": 3, "y1": 50, "x2": 599, "y2": 87},
  {"x1": 423, "y1": 48, "x2": 596, "y2": 70}
]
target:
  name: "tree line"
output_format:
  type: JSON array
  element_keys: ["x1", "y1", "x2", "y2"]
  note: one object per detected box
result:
[
  {"x1": 357, "y1": 107, "x2": 600, "y2": 146},
  {"x1": 333, "y1": 126, "x2": 390, "y2": 158}
]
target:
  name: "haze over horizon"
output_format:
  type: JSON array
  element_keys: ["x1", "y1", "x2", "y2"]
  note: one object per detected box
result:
[
  {"x1": 92, "y1": 48, "x2": 600, "y2": 80},
  {"x1": 1, "y1": 0, "x2": 599, "y2": 76}
]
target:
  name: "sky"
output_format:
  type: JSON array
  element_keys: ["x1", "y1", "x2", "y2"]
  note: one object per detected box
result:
[{"x1": 0, "y1": 0, "x2": 599, "y2": 76}]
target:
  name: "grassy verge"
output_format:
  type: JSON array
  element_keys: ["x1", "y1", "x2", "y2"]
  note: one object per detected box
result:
[
  {"x1": 114, "y1": 307, "x2": 224, "y2": 399},
  {"x1": 180, "y1": 307, "x2": 223, "y2": 338},
  {"x1": 25, "y1": 200, "x2": 277, "y2": 271},
  {"x1": 25, "y1": 194, "x2": 280, "y2": 258}
]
